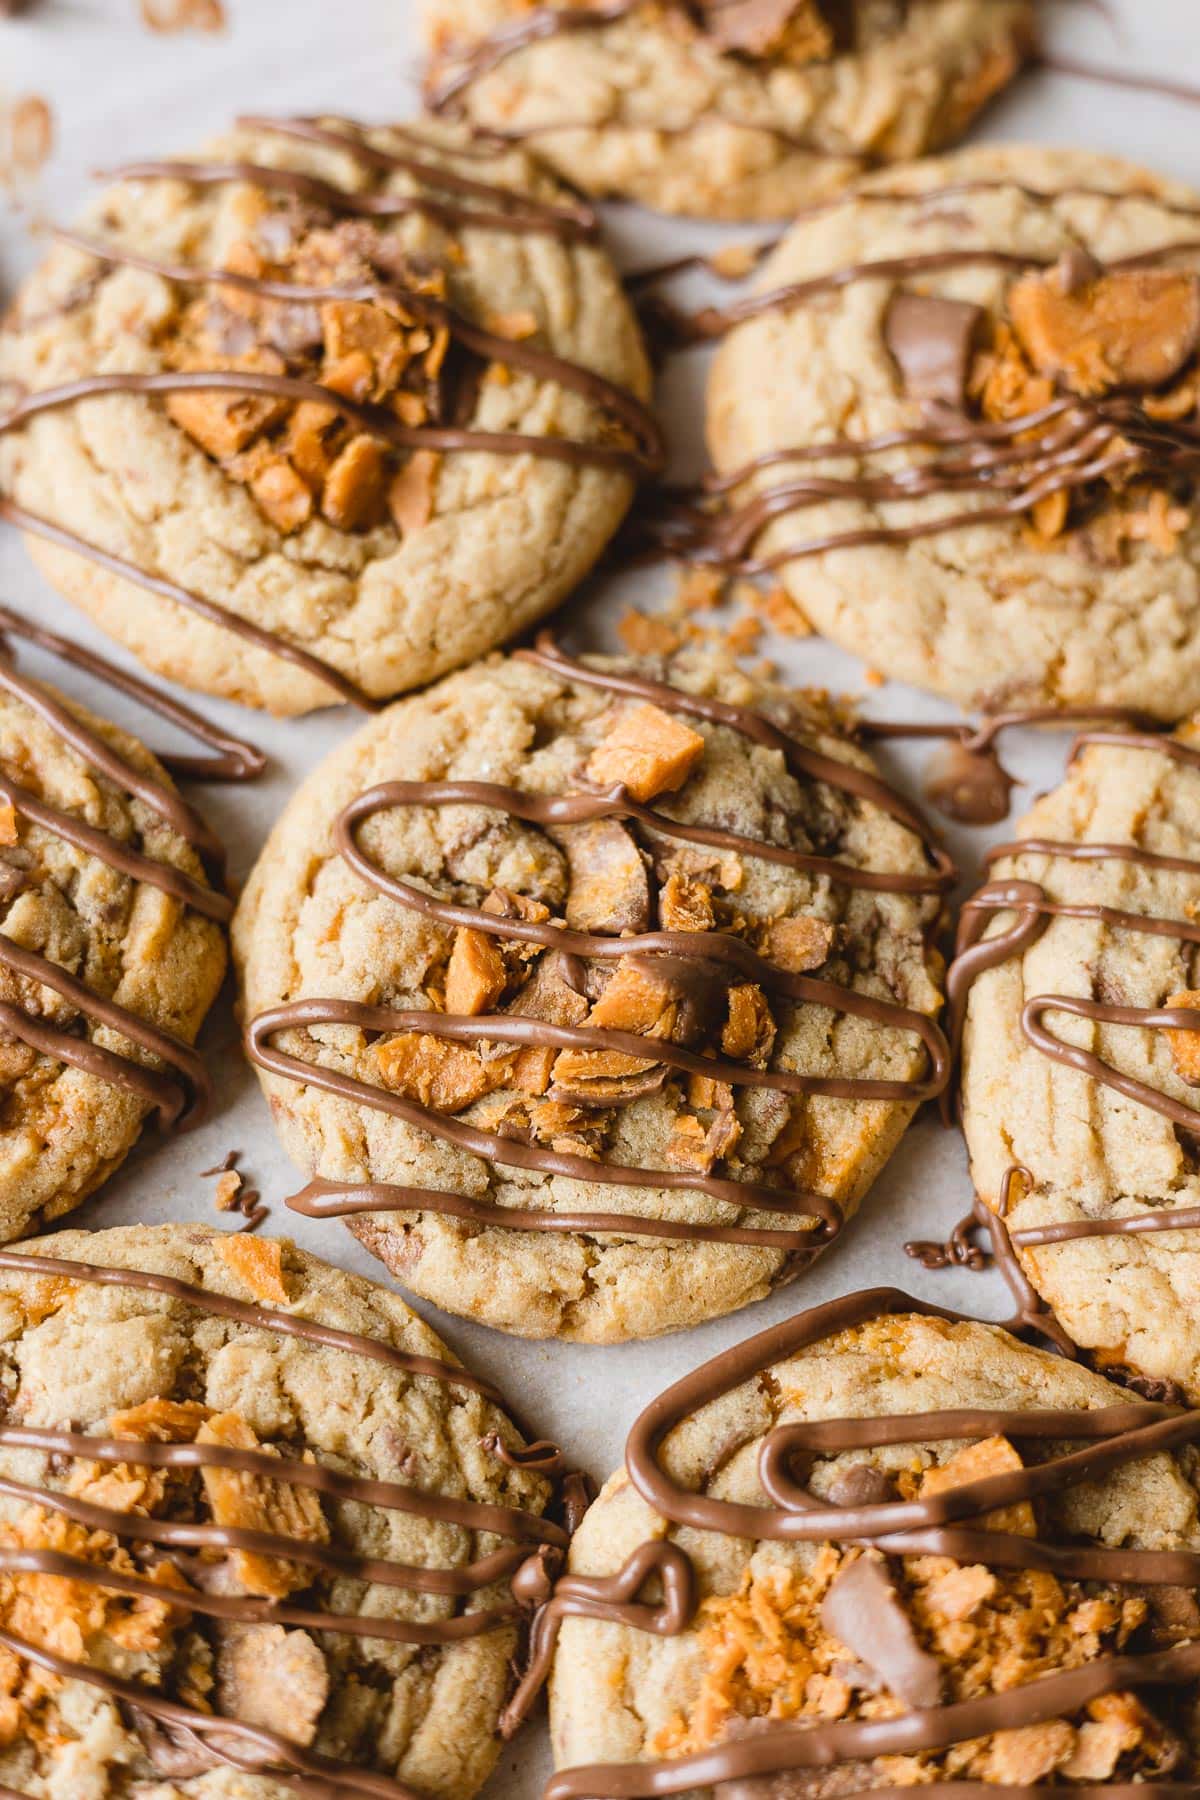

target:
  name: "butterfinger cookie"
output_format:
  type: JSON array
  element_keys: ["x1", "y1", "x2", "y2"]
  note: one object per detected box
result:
[
  {"x1": 422, "y1": 0, "x2": 1035, "y2": 220},
  {"x1": 543, "y1": 1287, "x2": 1200, "y2": 1796},
  {"x1": 234, "y1": 641, "x2": 949, "y2": 1343},
  {"x1": 0, "y1": 1222, "x2": 563, "y2": 1798},
  {"x1": 0, "y1": 116, "x2": 653, "y2": 714},
  {"x1": 704, "y1": 145, "x2": 1200, "y2": 717},
  {"x1": 0, "y1": 608, "x2": 230, "y2": 1239}
]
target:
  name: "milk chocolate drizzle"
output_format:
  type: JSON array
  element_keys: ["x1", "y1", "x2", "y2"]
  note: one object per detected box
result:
[
  {"x1": 0, "y1": 116, "x2": 659, "y2": 710},
  {"x1": 0, "y1": 603, "x2": 253, "y2": 1132},
  {"x1": 244, "y1": 639, "x2": 952, "y2": 1257},
  {"x1": 622, "y1": 174, "x2": 1200, "y2": 573},
  {"x1": 531, "y1": 1285, "x2": 1200, "y2": 1797},
  {"x1": 948, "y1": 726, "x2": 1200, "y2": 1133},
  {"x1": 0, "y1": 1242, "x2": 567, "y2": 1800}
]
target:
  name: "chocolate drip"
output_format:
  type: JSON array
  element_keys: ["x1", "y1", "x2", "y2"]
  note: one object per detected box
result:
[
  {"x1": 0, "y1": 602, "x2": 265, "y2": 784},
  {"x1": 0, "y1": 1245, "x2": 502, "y2": 1399},
  {"x1": 247, "y1": 644, "x2": 951, "y2": 1255},
  {"x1": 502, "y1": 1539, "x2": 696, "y2": 1736},
  {"x1": 0, "y1": 119, "x2": 659, "y2": 710},
  {"x1": 650, "y1": 240, "x2": 1200, "y2": 347},
  {"x1": 538, "y1": 1284, "x2": 1200, "y2": 1798},
  {"x1": 424, "y1": 0, "x2": 642, "y2": 114},
  {"x1": 0, "y1": 932, "x2": 210, "y2": 1129},
  {"x1": 860, "y1": 704, "x2": 1158, "y2": 828},
  {"x1": 234, "y1": 114, "x2": 599, "y2": 238},
  {"x1": 249, "y1": 999, "x2": 844, "y2": 1242},
  {"x1": 0, "y1": 1242, "x2": 570, "y2": 1795}
]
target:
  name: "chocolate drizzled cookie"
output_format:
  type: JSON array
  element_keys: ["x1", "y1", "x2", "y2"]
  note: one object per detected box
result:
[
  {"x1": 0, "y1": 1224, "x2": 567, "y2": 1799},
  {"x1": 0, "y1": 115, "x2": 654, "y2": 714},
  {"x1": 955, "y1": 710, "x2": 1200, "y2": 1400},
  {"x1": 0, "y1": 604, "x2": 248, "y2": 1239},
  {"x1": 694, "y1": 145, "x2": 1200, "y2": 719},
  {"x1": 540, "y1": 1286, "x2": 1200, "y2": 1797},
  {"x1": 235, "y1": 641, "x2": 949, "y2": 1342}
]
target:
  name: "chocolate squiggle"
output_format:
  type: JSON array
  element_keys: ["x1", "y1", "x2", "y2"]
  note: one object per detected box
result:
[
  {"x1": 537, "y1": 1284, "x2": 1200, "y2": 1798},
  {"x1": 0, "y1": 1242, "x2": 566, "y2": 1798},
  {"x1": 244, "y1": 642, "x2": 950, "y2": 1257},
  {"x1": 0, "y1": 116, "x2": 659, "y2": 710},
  {"x1": 947, "y1": 724, "x2": 1200, "y2": 1133},
  {"x1": 0, "y1": 602, "x2": 249, "y2": 1131}
]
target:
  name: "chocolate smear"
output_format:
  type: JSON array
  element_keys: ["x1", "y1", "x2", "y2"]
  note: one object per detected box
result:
[
  {"x1": 883, "y1": 292, "x2": 985, "y2": 408},
  {"x1": 819, "y1": 1555, "x2": 942, "y2": 1708}
]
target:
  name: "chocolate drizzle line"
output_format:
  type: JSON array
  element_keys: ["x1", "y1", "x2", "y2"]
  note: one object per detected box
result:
[
  {"x1": 0, "y1": 602, "x2": 265, "y2": 784},
  {"x1": 533, "y1": 1285, "x2": 1200, "y2": 1797},
  {"x1": 0, "y1": 601, "x2": 247, "y2": 1132},
  {"x1": 0, "y1": 1242, "x2": 569, "y2": 1797},
  {"x1": 245, "y1": 641, "x2": 951, "y2": 1257},
  {"x1": 0, "y1": 116, "x2": 659, "y2": 710},
  {"x1": 947, "y1": 726, "x2": 1200, "y2": 1135}
]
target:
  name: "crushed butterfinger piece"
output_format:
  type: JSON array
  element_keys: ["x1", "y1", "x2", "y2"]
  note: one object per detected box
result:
[
  {"x1": 214, "y1": 1234, "x2": 290, "y2": 1306},
  {"x1": 0, "y1": 804, "x2": 17, "y2": 848},
  {"x1": 197, "y1": 1413, "x2": 328, "y2": 1598},
  {"x1": 216, "y1": 1623, "x2": 329, "y2": 1745},
  {"x1": 704, "y1": 0, "x2": 833, "y2": 64},
  {"x1": 214, "y1": 1169, "x2": 243, "y2": 1212},
  {"x1": 618, "y1": 609, "x2": 683, "y2": 656},
  {"x1": 388, "y1": 449, "x2": 440, "y2": 536},
  {"x1": 920, "y1": 1435, "x2": 1036, "y2": 1537},
  {"x1": 485, "y1": 308, "x2": 539, "y2": 340},
  {"x1": 1166, "y1": 989, "x2": 1200, "y2": 1082},
  {"x1": 721, "y1": 984, "x2": 776, "y2": 1066},
  {"x1": 376, "y1": 1031, "x2": 508, "y2": 1112},
  {"x1": 553, "y1": 817, "x2": 650, "y2": 934},
  {"x1": 986, "y1": 1720, "x2": 1076, "y2": 1785},
  {"x1": 586, "y1": 704, "x2": 705, "y2": 803},
  {"x1": 445, "y1": 928, "x2": 507, "y2": 1016},
  {"x1": 660, "y1": 871, "x2": 715, "y2": 933},
  {"x1": 760, "y1": 583, "x2": 814, "y2": 638},
  {"x1": 1008, "y1": 266, "x2": 1200, "y2": 397},
  {"x1": 767, "y1": 915, "x2": 834, "y2": 973}
]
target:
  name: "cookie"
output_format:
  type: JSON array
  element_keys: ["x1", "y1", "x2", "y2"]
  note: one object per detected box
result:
[
  {"x1": 0, "y1": 1222, "x2": 563, "y2": 1799},
  {"x1": 234, "y1": 639, "x2": 949, "y2": 1343},
  {"x1": 421, "y1": 0, "x2": 1035, "y2": 221},
  {"x1": 541, "y1": 1286, "x2": 1200, "y2": 1798},
  {"x1": 704, "y1": 145, "x2": 1200, "y2": 718},
  {"x1": 0, "y1": 115, "x2": 654, "y2": 715},
  {"x1": 956, "y1": 717, "x2": 1200, "y2": 1399},
  {"x1": 0, "y1": 606, "x2": 230, "y2": 1241}
]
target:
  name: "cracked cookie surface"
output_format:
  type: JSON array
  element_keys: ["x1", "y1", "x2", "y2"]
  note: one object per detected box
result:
[
  {"x1": 551, "y1": 1308, "x2": 1200, "y2": 1795},
  {"x1": 421, "y1": 0, "x2": 1034, "y2": 220},
  {"x1": 233, "y1": 646, "x2": 944, "y2": 1343},
  {"x1": 0, "y1": 1222, "x2": 555, "y2": 1800},
  {"x1": 706, "y1": 145, "x2": 1200, "y2": 717},
  {"x1": 0, "y1": 671, "x2": 225, "y2": 1240},
  {"x1": 0, "y1": 117, "x2": 650, "y2": 714},
  {"x1": 959, "y1": 722, "x2": 1200, "y2": 1399}
]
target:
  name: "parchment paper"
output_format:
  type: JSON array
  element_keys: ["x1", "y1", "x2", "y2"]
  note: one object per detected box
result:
[{"x1": 1, "y1": 3, "x2": 1198, "y2": 1791}]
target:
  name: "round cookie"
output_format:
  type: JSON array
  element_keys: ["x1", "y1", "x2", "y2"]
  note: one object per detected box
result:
[
  {"x1": 546, "y1": 1288, "x2": 1200, "y2": 1797},
  {"x1": 421, "y1": 0, "x2": 1035, "y2": 221},
  {"x1": 0, "y1": 618, "x2": 227, "y2": 1240},
  {"x1": 0, "y1": 1222, "x2": 562, "y2": 1799},
  {"x1": 706, "y1": 145, "x2": 1200, "y2": 718},
  {"x1": 234, "y1": 641, "x2": 949, "y2": 1343},
  {"x1": 957, "y1": 718, "x2": 1200, "y2": 1400},
  {"x1": 0, "y1": 116, "x2": 652, "y2": 715}
]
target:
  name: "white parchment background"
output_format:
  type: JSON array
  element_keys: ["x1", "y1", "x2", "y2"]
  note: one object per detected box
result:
[{"x1": 1, "y1": 3, "x2": 1199, "y2": 1792}]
